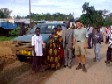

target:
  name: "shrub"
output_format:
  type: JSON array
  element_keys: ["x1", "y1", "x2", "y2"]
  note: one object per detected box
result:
[{"x1": 9, "y1": 27, "x2": 19, "y2": 36}]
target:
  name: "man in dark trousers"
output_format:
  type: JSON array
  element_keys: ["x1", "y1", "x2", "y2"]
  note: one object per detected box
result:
[{"x1": 32, "y1": 27, "x2": 43, "y2": 72}]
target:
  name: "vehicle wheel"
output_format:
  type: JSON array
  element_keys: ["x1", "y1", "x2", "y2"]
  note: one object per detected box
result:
[
  {"x1": 17, "y1": 55, "x2": 27, "y2": 62},
  {"x1": 27, "y1": 57, "x2": 33, "y2": 63},
  {"x1": 0, "y1": 62, "x2": 4, "y2": 72}
]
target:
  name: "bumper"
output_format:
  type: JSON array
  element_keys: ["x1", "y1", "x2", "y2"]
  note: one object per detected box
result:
[{"x1": 16, "y1": 49, "x2": 32, "y2": 56}]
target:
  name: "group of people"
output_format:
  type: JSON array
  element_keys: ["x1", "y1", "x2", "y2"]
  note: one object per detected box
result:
[
  {"x1": 31, "y1": 20, "x2": 112, "y2": 73},
  {"x1": 87, "y1": 25, "x2": 112, "y2": 63}
]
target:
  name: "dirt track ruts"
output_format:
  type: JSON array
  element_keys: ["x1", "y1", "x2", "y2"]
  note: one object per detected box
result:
[{"x1": 0, "y1": 43, "x2": 112, "y2": 84}]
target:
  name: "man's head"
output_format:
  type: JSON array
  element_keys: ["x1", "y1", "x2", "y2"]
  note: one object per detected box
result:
[
  {"x1": 35, "y1": 27, "x2": 40, "y2": 36},
  {"x1": 94, "y1": 26, "x2": 100, "y2": 33},
  {"x1": 75, "y1": 20, "x2": 82, "y2": 29}
]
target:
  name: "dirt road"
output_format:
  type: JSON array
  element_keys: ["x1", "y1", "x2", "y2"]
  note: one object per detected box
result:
[
  {"x1": 42, "y1": 43, "x2": 112, "y2": 84},
  {"x1": 0, "y1": 43, "x2": 112, "y2": 84}
]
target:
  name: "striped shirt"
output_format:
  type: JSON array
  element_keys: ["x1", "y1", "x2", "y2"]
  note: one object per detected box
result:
[{"x1": 109, "y1": 30, "x2": 112, "y2": 48}]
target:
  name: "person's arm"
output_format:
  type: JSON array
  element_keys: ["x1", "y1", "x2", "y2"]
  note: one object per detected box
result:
[
  {"x1": 84, "y1": 37, "x2": 88, "y2": 49},
  {"x1": 73, "y1": 30, "x2": 76, "y2": 49},
  {"x1": 62, "y1": 30, "x2": 66, "y2": 49},
  {"x1": 73, "y1": 38, "x2": 76, "y2": 49},
  {"x1": 41, "y1": 36, "x2": 46, "y2": 48},
  {"x1": 99, "y1": 33, "x2": 103, "y2": 43},
  {"x1": 32, "y1": 36, "x2": 36, "y2": 56},
  {"x1": 91, "y1": 29, "x2": 94, "y2": 48},
  {"x1": 104, "y1": 28, "x2": 107, "y2": 36},
  {"x1": 84, "y1": 29, "x2": 88, "y2": 49}
]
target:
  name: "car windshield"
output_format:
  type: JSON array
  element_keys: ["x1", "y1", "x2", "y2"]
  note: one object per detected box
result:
[{"x1": 28, "y1": 23, "x2": 65, "y2": 34}]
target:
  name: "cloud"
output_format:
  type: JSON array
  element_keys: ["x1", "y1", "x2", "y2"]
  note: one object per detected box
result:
[
  {"x1": 0, "y1": 0, "x2": 112, "y2": 17},
  {"x1": 32, "y1": 4, "x2": 60, "y2": 8}
]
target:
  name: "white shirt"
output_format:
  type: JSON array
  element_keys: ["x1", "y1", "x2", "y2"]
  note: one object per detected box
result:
[
  {"x1": 100, "y1": 27, "x2": 104, "y2": 33},
  {"x1": 87, "y1": 27, "x2": 93, "y2": 35},
  {"x1": 32, "y1": 35, "x2": 43, "y2": 56}
]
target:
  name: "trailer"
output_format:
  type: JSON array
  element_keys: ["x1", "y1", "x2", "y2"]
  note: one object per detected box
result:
[{"x1": 0, "y1": 22, "x2": 17, "y2": 36}]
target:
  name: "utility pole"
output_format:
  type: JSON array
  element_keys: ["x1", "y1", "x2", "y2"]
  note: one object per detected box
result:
[{"x1": 29, "y1": 0, "x2": 31, "y2": 24}]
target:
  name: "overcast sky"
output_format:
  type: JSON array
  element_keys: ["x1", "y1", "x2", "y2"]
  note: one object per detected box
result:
[{"x1": 0, "y1": 0, "x2": 112, "y2": 17}]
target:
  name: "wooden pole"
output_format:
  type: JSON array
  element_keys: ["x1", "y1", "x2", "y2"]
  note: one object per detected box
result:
[{"x1": 29, "y1": 0, "x2": 31, "y2": 24}]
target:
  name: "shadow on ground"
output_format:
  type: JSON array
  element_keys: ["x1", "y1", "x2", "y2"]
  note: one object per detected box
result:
[{"x1": 0, "y1": 62, "x2": 55, "y2": 84}]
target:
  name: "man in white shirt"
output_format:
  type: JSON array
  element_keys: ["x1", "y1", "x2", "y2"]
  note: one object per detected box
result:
[{"x1": 32, "y1": 27, "x2": 43, "y2": 72}]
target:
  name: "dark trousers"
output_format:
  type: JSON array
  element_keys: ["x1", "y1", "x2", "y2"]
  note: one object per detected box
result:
[
  {"x1": 72, "y1": 49, "x2": 75, "y2": 58},
  {"x1": 42, "y1": 48, "x2": 47, "y2": 64},
  {"x1": 106, "y1": 47, "x2": 112, "y2": 61},
  {"x1": 32, "y1": 56, "x2": 42, "y2": 71},
  {"x1": 88, "y1": 34, "x2": 92, "y2": 49},
  {"x1": 105, "y1": 36, "x2": 109, "y2": 43}
]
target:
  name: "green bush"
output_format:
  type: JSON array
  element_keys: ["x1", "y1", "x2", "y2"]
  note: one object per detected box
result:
[{"x1": 9, "y1": 27, "x2": 19, "y2": 36}]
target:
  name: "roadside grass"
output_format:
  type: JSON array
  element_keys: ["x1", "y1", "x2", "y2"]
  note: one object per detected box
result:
[{"x1": 0, "y1": 36, "x2": 16, "y2": 41}]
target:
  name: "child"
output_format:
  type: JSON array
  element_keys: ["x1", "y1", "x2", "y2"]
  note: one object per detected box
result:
[{"x1": 32, "y1": 27, "x2": 43, "y2": 72}]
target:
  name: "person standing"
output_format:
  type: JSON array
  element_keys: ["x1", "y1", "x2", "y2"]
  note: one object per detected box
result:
[
  {"x1": 104, "y1": 26, "x2": 110, "y2": 43},
  {"x1": 63, "y1": 22, "x2": 74, "y2": 69},
  {"x1": 19, "y1": 23, "x2": 26, "y2": 36},
  {"x1": 47, "y1": 28, "x2": 63, "y2": 69},
  {"x1": 56, "y1": 25, "x2": 64, "y2": 65},
  {"x1": 105, "y1": 27, "x2": 112, "y2": 64},
  {"x1": 73, "y1": 20, "x2": 88, "y2": 72},
  {"x1": 92, "y1": 27, "x2": 102, "y2": 62},
  {"x1": 32, "y1": 27, "x2": 43, "y2": 72},
  {"x1": 87, "y1": 25, "x2": 93, "y2": 49}
]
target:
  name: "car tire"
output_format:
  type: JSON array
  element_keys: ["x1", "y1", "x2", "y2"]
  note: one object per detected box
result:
[{"x1": 17, "y1": 55, "x2": 27, "y2": 62}]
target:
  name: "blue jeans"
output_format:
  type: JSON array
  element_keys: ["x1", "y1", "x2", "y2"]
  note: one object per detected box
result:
[{"x1": 94, "y1": 43, "x2": 101, "y2": 60}]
